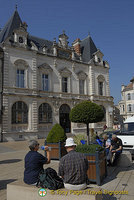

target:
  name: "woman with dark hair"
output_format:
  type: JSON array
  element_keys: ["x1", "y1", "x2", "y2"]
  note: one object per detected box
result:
[{"x1": 24, "y1": 140, "x2": 50, "y2": 185}]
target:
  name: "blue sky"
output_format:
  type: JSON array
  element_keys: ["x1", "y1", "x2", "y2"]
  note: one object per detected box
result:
[{"x1": 0, "y1": 0, "x2": 134, "y2": 104}]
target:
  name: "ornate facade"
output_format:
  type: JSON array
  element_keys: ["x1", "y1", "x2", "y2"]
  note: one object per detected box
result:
[
  {"x1": 119, "y1": 77, "x2": 134, "y2": 120},
  {"x1": 0, "y1": 10, "x2": 113, "y2": 141}
]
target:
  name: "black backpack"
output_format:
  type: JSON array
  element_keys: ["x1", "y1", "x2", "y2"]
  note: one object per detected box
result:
[{"x1": 37, "y1": 167, "x2": 64, "y2": 190}]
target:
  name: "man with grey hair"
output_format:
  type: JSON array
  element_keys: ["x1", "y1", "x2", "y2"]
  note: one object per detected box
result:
[
  {"x1": 24, "y1": 140, "x2": 50, "y2": 185},
  {"x1": 110, "y1": 134, "x2": 123, "y2": 165}
]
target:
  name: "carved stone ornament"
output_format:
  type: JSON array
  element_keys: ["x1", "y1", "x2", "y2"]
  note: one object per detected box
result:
[
  {"x1": 14, "y1": 59, "x2": 28, "y2": 67},
  {"x1": 59, "y1": 67, "x2": 72, "y2": 77},
  {"x1": 77, "y1": 71, "x2": 87, "y2": 80},
  {"x1": 38, "y1": 63, "x2": 53, "y2": 72},
  {"x1": 97, "y1": 74, "x2": 105, "y2": 82}
]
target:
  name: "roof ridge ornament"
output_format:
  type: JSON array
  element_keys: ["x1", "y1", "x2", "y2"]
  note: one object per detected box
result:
[{"x1": 15, "y1": 4, "x2": 18, "y2": 11}]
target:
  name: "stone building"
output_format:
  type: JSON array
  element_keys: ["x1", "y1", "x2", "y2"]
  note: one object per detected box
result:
[
  {"x1": 0, "y1": 10, "x2": 113, "y2": 141},
  {"x1": 119, "y1": 77, "x2": 134, "y2": 120}
]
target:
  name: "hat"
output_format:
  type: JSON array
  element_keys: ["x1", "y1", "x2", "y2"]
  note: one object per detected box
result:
[{"x1": 65, "y1": 138, "x2": 77, "y2": 147}]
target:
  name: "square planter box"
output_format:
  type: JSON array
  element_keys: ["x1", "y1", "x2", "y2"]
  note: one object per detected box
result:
[
  {"x1": 44, "y1": 141, "x2": 67, "y2": 160},
  {"x1": 84, "y1": 150, "x2": 107, "y2": 185}
]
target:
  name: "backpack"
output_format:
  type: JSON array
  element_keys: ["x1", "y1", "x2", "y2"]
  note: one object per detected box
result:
[{"x1": 37, "y1": 167, "x2": 64, "y2": 190}]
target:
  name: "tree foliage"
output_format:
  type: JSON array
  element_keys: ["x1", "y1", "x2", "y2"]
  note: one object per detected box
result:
[
  {"x1": 70, "y1": 101, "x2": 104, "y2": 124},
  {"x1": 46, "y1": 124, "x2": 67, "y2": 143}
]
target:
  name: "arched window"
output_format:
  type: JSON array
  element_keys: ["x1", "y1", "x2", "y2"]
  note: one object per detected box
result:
[
  {"x1": 38, "y1": 103, "x2": 52, "y2": 123},
  {"x1": 59, "y1": 104, "x2": 71, "y2": 133},
  {"x1": 12, "y1": 101, "x2": 28, "y2": 124}
]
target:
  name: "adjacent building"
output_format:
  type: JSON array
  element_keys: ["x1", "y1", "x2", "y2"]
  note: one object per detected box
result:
[
  {"x1": 119, "y1": 77, "x2": 134, "y2": 120},
  {"x1": 0, "y1": 9, "x2": 113, "y2": 141}
]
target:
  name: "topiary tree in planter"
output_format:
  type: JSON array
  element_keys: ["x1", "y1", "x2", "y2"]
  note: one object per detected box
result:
[
  {"x1": 45, "y1": 124, "x2": 67, "y2": 159},
  {"x1": 46, "y1": 123, "x2": 67, "y2": 143},
  {"x1": 70, "y1": 101, "x2": 104, "y2": 144}
]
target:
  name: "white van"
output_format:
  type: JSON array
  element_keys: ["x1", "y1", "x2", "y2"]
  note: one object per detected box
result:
[{"x1": 116, "y1": 116, "x2": 134, "y2": 155}]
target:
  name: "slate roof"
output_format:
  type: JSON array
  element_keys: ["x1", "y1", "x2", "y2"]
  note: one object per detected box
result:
[
  {"x1": 0, "y1": 10, "x2": 22, "y2": 43},
  {"x1": 0, "y1": 10, "x2": 98, "y2": 63},
  {"x1": 80, "y1": 35, "x2": 97, "y2": 62},
  {"x1": 28, "y1": 35, "x2": 53, "y2": 52}
]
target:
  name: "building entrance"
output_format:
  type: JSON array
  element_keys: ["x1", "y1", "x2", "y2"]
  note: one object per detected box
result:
[{"x1": 59, "y1": 104, "x2": 71, "y2": 133}]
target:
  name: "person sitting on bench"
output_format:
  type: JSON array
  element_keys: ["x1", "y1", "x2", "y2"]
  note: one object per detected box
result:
[
  {"x1": 24, "y1": 140, "x2": 50, "y2": 185},
  {"x1": 110, "y1": 134, "x2": 123, "y2": 165}
]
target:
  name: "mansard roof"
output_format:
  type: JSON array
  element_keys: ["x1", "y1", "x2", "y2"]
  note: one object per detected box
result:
[
  {"x1": 80, "y1": 35, "x2": 97, "y2": 62},
  {"x1": 0, "y1": 10, "x2": 98, "y2": 63},
  {"x1": 0, "y1": 10, "x2": 22, "y2": 43}
]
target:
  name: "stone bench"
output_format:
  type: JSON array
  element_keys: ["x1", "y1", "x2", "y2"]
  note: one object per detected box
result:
[
  {"x1": 7, "y1": 180, "x2": 102, "y2": 200},
  {"x1": 117, "y1": 150, "x2": 132, "y2": 167}
]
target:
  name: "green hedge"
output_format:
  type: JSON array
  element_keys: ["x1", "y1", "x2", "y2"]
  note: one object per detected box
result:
[
  {"x1": 76, "y1": 144, "x2": 104, "y2": 154},
  {"x1": 46, "y1": 124, "x2": 67, "y2": 143}
]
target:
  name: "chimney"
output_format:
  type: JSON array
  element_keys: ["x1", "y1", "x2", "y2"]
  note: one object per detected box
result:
[
  {"x1": 72, "y1": 38, "x2": 81, "y2": 56},
  {"x1": 130, "y1": 77, "x2": 134, "y2": 89}
]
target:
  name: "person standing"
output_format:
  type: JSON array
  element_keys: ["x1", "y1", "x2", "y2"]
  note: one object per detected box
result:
[{"x1": 58, "y1": 138, "x2": 88, "y2": 190}]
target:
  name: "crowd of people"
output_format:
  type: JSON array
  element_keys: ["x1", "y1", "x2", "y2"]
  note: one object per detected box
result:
[{"x1": 23, "y1": 134, "x2": 123, "y2": 189}]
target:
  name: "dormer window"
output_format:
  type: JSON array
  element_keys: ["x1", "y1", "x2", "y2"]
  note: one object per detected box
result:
[
  {"x1": 98, "y1": 57, "x2": 101, "y2": 63},
  {"x1": 19, "y1": 37, "x2": 23, "y2": 43}
]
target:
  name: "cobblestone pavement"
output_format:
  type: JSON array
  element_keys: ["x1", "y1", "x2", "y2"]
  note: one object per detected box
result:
[{"x1": 0, "y1": 140, "x2": 134, "y2": 200}]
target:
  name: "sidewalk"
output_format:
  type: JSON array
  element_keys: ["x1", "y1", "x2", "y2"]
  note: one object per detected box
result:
[{"x1": 0, "y1": 140, "x2": 134, "y2": 200}]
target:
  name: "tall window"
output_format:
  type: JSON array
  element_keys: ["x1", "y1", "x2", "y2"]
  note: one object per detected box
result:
[
  {"x1": 128, "y1": 93, "x2": 131, "y2": 100},
  {"x1": 42, "y1": 74, "x2": 49, "y2": 91},
  {"x1": 12, "y1": 101, "x2": 28, "y2": 124},
  {"x1": 98, "y1": 82, "x2": 103, "y2": 96},
  {"x1": 62, "y1": 77, "x2": 68, "y2": 92},
  {"x1": 16, "y1": 69, "x2": 25, "y2": 88},
  {"x1": 123, "y1": 105, "x2": 125, "y2": 112},
  {"x1": 79, "y1": 79, "x2": 84, "y2": 94},
  {"x1": 128, "y1": 104, "x2": 132, "y2": 112},
  {"x1": 38, "y1": 103, "x2": 52, "y2": 123}
]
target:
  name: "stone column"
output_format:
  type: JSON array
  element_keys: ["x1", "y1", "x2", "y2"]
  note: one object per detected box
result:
[
  {"x1": 89, "y1": 65, "x2": 95, "y2": 96},
  {"x1": 106, "y1": 70, "x2": 110, "y2": 96},
  {"x1": 32, "y1": 100, "x2": 38, "y2": 131},
  {"x1": 32, "y1": 52, "x2": 37, "y2": 93},
  {"x1": 2, "y1": 95, "x2": 9, "y2": 133}
]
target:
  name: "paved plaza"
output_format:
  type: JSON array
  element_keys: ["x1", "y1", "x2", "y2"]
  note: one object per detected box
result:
[{"x1": 0, "y1": 139, "x2": 134, "y2": 200}]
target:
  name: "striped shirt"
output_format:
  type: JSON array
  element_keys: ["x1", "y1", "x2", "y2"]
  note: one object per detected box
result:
[{"x1": 58, "y1": 150, "x2": 88, "y2": 185}]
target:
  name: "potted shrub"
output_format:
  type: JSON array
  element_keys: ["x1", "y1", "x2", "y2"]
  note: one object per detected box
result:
[
  {"x1": 76, "y1": 144, "x2": 107, "y2": 185},
  {"x1": 45, "y1": 124, "x2": 67, "y2": 160}
]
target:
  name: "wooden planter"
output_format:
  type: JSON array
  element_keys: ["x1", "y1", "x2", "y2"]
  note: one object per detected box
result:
[
  {"x1": 85, "y1": 150, "x2": 107, "y2": 185},
  {"x1": 44, "y1": 141, "x2": 67, "y2": 160}
]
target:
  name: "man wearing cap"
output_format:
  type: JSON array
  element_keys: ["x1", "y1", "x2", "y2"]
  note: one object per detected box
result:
[{"x1": 58, "y1": 138, "x2": 88, "y2": 190}]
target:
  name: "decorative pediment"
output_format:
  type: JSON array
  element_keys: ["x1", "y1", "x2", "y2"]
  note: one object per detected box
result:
[
  {"x1": 59, "y1": 67, "x2": 72, "y2": 77},
  {"x1": 77, "y1": 71, "x2": 87, "y2": 80},
  {"x1": 38, "y1": 63, "x2": 53, "y2": 72},
  {"x1": 30, "y1": 41, "x2": 38, "y2": 51},
  {"x1": 97, "y1": 75, "x2": 105, "y2": 82},
  {"x1": 14, "y1": 59, "x2": 28, "y2": 67}
]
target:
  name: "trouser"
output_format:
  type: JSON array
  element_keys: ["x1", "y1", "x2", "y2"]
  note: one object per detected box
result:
[
  {"x1": 109, "y1": 150, "x2": 122, "y2": 165},
  {"x1": 64, "y1": 183, "x2": 87, "y2": 190}
]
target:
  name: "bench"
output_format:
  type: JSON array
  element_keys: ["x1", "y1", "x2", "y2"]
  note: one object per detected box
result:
[
  {"x1": 117, "y1": 151, "x2": 132, "y2": 167},
  {"x1": 7, "y1": 180, "x2": 102, "y2": 200}
]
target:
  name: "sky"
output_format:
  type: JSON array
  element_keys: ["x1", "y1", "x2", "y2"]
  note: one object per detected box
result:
[{"x1": 0, "y1": 0, "x2": 134, "y2": 104}]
